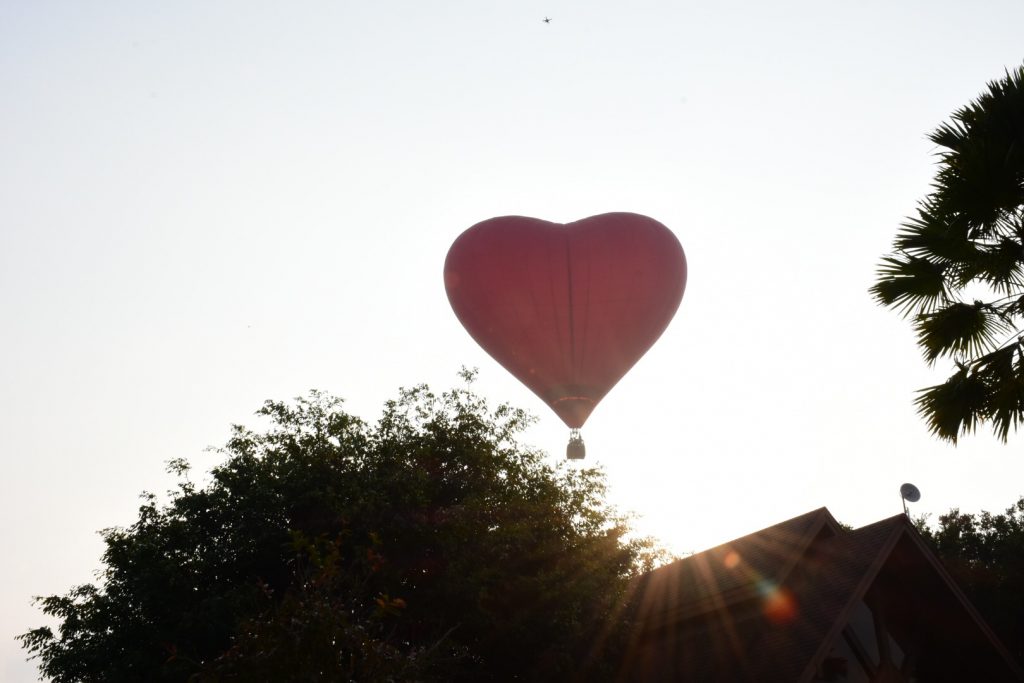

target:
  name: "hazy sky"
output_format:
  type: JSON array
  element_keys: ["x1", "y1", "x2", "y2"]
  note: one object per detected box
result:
[{"x1": 3, "y1": 2, "x2": 1024, "y2": 680}]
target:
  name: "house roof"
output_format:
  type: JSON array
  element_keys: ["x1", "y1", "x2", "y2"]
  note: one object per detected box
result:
[
  {"x1": 632, "y1": 507, "x2": 841, "y2": 627},
  {"x1": 621, "y1": 508, "x2": 1023, "y2": 682}
]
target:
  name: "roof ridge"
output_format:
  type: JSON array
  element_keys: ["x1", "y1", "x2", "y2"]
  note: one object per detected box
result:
[
  {"x1": 638, "y1": 508, "x2": 842, "y2": 626},
  {"x1": 848, "y1": 512, "x2": 908, "y2": 534},
  {"x1": 670, "y1": 507, "x2": 837, "y2": 563}
]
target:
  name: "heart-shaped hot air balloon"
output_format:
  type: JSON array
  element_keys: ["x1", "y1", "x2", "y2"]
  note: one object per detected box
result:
[{"x1": 444, "y1": 212, "x2": 687, "y2": 459}]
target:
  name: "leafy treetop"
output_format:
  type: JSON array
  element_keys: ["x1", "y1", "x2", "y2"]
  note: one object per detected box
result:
[
  {"x1": 915, "y1": 496, "x2": 1024, "y2": 662},
  {"x1": 20, "y1": 373, "x2": 661, "y2": 682}
]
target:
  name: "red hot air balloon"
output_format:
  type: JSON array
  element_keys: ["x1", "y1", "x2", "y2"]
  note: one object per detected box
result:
[{"x1": 444, "y1": 212, "x2": 687, "y2": 459}]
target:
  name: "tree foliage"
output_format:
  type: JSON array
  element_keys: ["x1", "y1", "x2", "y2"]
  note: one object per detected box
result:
[
  {"x1": 915, "y1": 496, "x2": 1024, "y2": 662},
  {"x1": 871, "y1": 64, "x2": 1024, "y2": 442},
  {"x1": 19, "y1": 374, "x2": 660, "y2": 682}
]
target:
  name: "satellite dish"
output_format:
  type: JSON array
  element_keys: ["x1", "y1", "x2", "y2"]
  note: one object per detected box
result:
[
  {"x1": 900, "y1": 483, "x2": 921, "y2": 503},
  {"x1": 899, "y1": 482, "x2": 921, "y2": 515}
]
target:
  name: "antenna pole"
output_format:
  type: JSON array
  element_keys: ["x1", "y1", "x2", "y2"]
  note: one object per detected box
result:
[{"x1": 901, "y1": 494, "x2": 908, "y2": 516}]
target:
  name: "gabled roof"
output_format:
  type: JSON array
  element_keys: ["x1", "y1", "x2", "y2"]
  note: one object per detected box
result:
[
  {"x1": 633, "y1": 507, "x2": 842, "y2": 627},
  {"x1": 622, "y1": 508, "x2": 1023, "y2": 682}
]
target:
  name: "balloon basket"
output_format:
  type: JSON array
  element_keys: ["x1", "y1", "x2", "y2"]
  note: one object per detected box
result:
[{"x1": 566, "y1": 430, "x2": 585, "y2": 460}]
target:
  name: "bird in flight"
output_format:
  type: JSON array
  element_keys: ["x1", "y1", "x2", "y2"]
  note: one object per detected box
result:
[{"x1": 543, "y1": 17, "x2": 551, "y2": 23}]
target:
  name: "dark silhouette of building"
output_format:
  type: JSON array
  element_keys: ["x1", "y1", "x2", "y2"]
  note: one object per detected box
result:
[{"x1": 623, "y1": 508, "x2": 1022, "y2": 681}]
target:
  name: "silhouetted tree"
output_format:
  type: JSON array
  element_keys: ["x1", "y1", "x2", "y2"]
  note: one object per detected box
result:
[
  {"x1": 19, "y1": 372, "x2": 659, "y2": 682},
  {"x1": 871, "y1": 65, "x2": 1024, "y2": 442},
  {"x1": 916, "y1": 496, "x2": 1024, "y2": 661}
]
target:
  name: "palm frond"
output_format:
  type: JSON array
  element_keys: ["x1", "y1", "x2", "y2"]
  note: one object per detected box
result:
[
  {"x1": 915, "y1": 366, "x2": 988, "y2": 442},
  {"x1": 929, "y1": 118, "x2": 970, "y2": 153},
  {"x1": 892, "y1": 205, "x2": 978, "y2": 263},
  {"x1": 959, "y1": 237, "x2": 1024, "y2": 293},
  {"x1": 975, "y1": 344, "x2": 1024, "y2": 441},
  {"x1": 870, "y1": 254, "x2": 947, "y2": 316},
  {"x1": 913, "y1": 301, "x2": 1012, "y2": 363},
  {"x1": 927, "y1": 66, "x2": 1024, "y2": 229}
]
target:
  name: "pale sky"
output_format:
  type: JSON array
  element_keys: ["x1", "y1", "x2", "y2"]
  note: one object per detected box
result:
[{"x1": 3, "y1": 2, "x2": 1024, "y2": 680}]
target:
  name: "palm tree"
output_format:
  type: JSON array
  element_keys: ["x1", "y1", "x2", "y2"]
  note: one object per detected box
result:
[{"x1": 871, "y1": 65, "x2": 1024, "y2": 442}]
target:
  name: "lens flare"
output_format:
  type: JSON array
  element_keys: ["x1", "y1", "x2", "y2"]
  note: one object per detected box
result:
[
  {"x1": 723, "y1": 550, "x2": 741, "y2": 569},
  {"x1": 758, "y1": 581, "x2": 797, "y2": 624}
]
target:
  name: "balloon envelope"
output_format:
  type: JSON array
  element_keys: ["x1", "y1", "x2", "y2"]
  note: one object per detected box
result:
[{"x1": 444, "y1": 212, "x2": 687, "y2": 429}]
